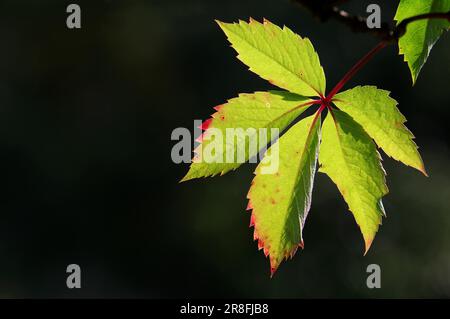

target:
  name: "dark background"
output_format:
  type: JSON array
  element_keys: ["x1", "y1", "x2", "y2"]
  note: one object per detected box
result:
[{"x1": 0, "y1": 0, "x2": 448, "y2": 298}]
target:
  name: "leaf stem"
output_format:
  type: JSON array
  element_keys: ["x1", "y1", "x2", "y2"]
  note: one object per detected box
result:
[
  {"x1": 325, "y1": 41, "x2": 387, "y2": 101},
  {"x1": 312, "y1": 103, "x2": 327, "y2": 126}
]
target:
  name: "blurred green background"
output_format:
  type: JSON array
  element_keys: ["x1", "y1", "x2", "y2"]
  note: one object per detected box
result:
[{"x1": 0, "y1": 0, "x2": 449, "y2": 298}]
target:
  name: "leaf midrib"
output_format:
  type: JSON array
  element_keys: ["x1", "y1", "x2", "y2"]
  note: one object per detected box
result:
[
  {"x1": 224, "y1": 25, "x2": 321, "y2": 96},
  {"x1": 335, "y1": 98, "x2": 417, "y2": 166},
  {"x1": 212, "y1": 100, "x2": 314, "y2": 162}
]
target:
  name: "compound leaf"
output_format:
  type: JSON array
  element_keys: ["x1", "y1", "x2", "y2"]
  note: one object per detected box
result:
[
  {"x1": 182, "y1": 91, "x2": 313, "y2": 181},
  {"x1": 319, "y1": 110, "x2": 388, "y2": 253},
  {"x1": 395, "y1": 0, "x2": 450, "y2": 84},
  {"x1": 247, "y1": 113, "x2": 321, "y2": 275},
  {"x1": 333, "y1": 86, "x2": 426, "y2": 175},
  {"x1": 217, "y1": 19, "x2": 326, "y2": 97},
  {"x1": 181, "y1": 19, "x2": 431, "y2": 275}
]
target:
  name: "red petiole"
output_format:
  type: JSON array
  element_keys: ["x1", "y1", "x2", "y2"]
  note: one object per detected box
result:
[
  {"x1": 313, "y1": 40, "x2": 388, "y2": 119},
  {"x1": 328, "y1": 41, "x2": 387, "y2": 102},
  {"x1": 326, "y1": 40, "x2": 387, "y2": 103}
]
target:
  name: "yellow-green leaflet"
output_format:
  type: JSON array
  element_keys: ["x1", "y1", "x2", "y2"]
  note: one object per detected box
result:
[
  {"x1": 182, "y1": 91, "x2": 312, "y2": 181},
  {"x1": 319, "y1": 110, "x2": 388, "y2": 253},
  {"x1": 247, "y1": 114, "x2": 321, "y2": 275},
  {"x1": 333, "y1": 86, "x2": 426, "y2": 175},
  {"x1": 217, "y1": 19, "x2": 326, "y2": 97},
  {"x1": 395, "y1": 0, "x2": 450, "y2": 84}
]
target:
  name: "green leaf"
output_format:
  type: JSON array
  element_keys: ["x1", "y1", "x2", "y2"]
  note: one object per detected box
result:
[
  {"x1": 395, "y1": 0, "x2": 450, "y2": 84},
  {"x1": 319, "y1": 110, "x2": 388, "y2": 253},
  {"x1": 247, "y1": 113, "x2": 321, "y2": 275},
  {"x1": 333, "y1": 86, "x2": 426, "y2": 175},
  {"x1": 182, "y1": 91, "x2": 313, "y2": 181},
  {"x1": 217, "y1": 19, "x2": 326, "y2": 97}
]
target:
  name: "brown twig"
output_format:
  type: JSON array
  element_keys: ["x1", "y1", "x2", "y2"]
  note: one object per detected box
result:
[{"x1": 291, "y1": 0, "x2": 450, "y2": 42}]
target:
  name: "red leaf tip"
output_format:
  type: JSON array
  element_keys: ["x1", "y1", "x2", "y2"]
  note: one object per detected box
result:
[
  {"x1": 270, "y1": 267, "x2": 276, "y2": 278},
  {"x1": 270, "y1": 258, "x2": 279, "y2": 278},
  {"x1": 249, "y1": 214, "x2": 255, "y2": 227},
  {"x1": 299, "y1": 240, "x2": 305, "y2": 250},
  {"x1": 257, "y1": 239, "x2": 264, "y2": 250},
  {"x1": 253, "y1": 228, "x2": 259, "y2": 241},
  {"x1": 213, "y1": 104, "x2": 223, "y2": 111},
  {"x1": 198, "y1": 118, "x2": 212, "y2": 131}
]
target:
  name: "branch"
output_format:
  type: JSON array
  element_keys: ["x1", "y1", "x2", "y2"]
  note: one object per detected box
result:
[
  {"x1": 291, "y1": 0, "x2": 450, "y2": 42},
  {"x1": 291, "y1": 0, "x2": 391, "y2": 40}
]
